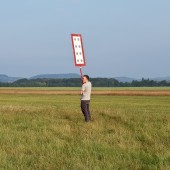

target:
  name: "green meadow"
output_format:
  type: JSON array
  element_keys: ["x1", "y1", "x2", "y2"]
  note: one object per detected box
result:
[{"x1": 0, "y1": 88, "x2": 170, "y2": 169}]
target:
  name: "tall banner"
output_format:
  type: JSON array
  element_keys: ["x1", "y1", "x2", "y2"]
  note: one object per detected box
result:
[{"x1": 71, "y1": 34, "x2": 86, "y2": 67}]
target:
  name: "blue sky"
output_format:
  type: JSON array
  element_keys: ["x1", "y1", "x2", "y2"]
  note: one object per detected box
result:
[{"x1": 0, "y1": 0, "x2": 170, "y2": 78}]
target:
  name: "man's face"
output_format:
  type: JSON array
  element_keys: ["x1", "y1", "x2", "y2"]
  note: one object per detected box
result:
[{"x1": 82, "y1": 76, "x2": 88, "y2": 84}]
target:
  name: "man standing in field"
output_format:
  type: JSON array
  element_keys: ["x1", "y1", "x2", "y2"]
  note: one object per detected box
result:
[{"x1": 81, "y1": 75, "x2": 92, "y2": 122}]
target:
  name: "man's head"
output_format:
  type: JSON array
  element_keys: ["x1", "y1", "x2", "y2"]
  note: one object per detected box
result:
[{"x1": 82, "y1": 75, "x2": 89, "y2": 83}]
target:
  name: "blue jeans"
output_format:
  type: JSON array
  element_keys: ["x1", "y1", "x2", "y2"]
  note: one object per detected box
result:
[{"x1": 81, "y1": 100, "x2": 91, "y2": 122}]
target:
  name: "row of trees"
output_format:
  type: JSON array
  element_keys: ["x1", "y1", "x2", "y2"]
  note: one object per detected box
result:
[{"x1": 0, "y1": 78, "x2": 170, "y2": 87}]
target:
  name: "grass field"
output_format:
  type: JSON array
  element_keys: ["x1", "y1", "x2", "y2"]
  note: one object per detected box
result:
[{"x1": 0, "y1": 88, "x2": 170, "y2": 169}]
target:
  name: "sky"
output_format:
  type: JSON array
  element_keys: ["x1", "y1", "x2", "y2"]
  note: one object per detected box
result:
[{"x1": 0, "y1": 0, "x2": 170, "y2": 78}]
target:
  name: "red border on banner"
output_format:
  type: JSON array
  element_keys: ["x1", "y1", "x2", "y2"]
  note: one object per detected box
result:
[{"x1": 71, "y1": 34, "x2": 86, "y2": 67}]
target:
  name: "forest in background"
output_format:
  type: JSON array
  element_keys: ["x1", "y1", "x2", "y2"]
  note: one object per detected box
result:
[{"x1": 0, "y1": 78, "x2": 170, "y2": 87}]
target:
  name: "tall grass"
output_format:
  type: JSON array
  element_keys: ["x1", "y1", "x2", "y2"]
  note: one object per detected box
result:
[{"x1": 0, "y1": 93, "x2": 169, "y2": 169}]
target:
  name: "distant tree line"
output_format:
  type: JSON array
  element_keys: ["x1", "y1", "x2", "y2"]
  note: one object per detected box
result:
[{"x1": 0, "y1": 78, "x2": 170, "y2": 87}]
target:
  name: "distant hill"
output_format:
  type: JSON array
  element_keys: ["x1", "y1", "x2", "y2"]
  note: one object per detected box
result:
[
  {"x1": 0, "y1": 73, "x2": 80, "y2": 83},
  {"x1": 1, "y1": 74, "x2": 170, "y2": 83},
  {"x1": 0, "y1": 74, "x2": 22, "y2": 83},
  {"x1": 115, "y1": 76, "x2": 170, "y2": 83},
  {"x1": 114, "y1": 77, "x2": 137, "y2": 83},
  {"x1": 30, "y1": 73, "x2": 80, "y2": 79},
  {"x1": 151, "y1": 76, "x2": 170, "y2": 82}
]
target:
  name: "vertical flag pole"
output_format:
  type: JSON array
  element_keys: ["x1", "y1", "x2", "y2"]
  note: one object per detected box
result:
[
  {"x1": 80, "y1": 67, "x2": 83, "y2": 79},
  {"x1": 80, "y1": 67, "x2": 83, "y2": 84}
]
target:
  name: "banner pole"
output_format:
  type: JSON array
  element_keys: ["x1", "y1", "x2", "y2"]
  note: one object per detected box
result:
[{"x1": 80, "y1": 67, "x2": 83, "y2": 84}]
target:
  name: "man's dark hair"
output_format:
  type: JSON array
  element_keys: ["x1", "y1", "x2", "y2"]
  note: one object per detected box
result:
[{"x1": 83, "y1": 75, "x2": 90, "y2": 80}]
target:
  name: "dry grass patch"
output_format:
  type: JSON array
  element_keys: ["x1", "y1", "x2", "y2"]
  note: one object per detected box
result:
[{"x1": 1, "y1": 87, "x2": 170, "y2": 96}]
